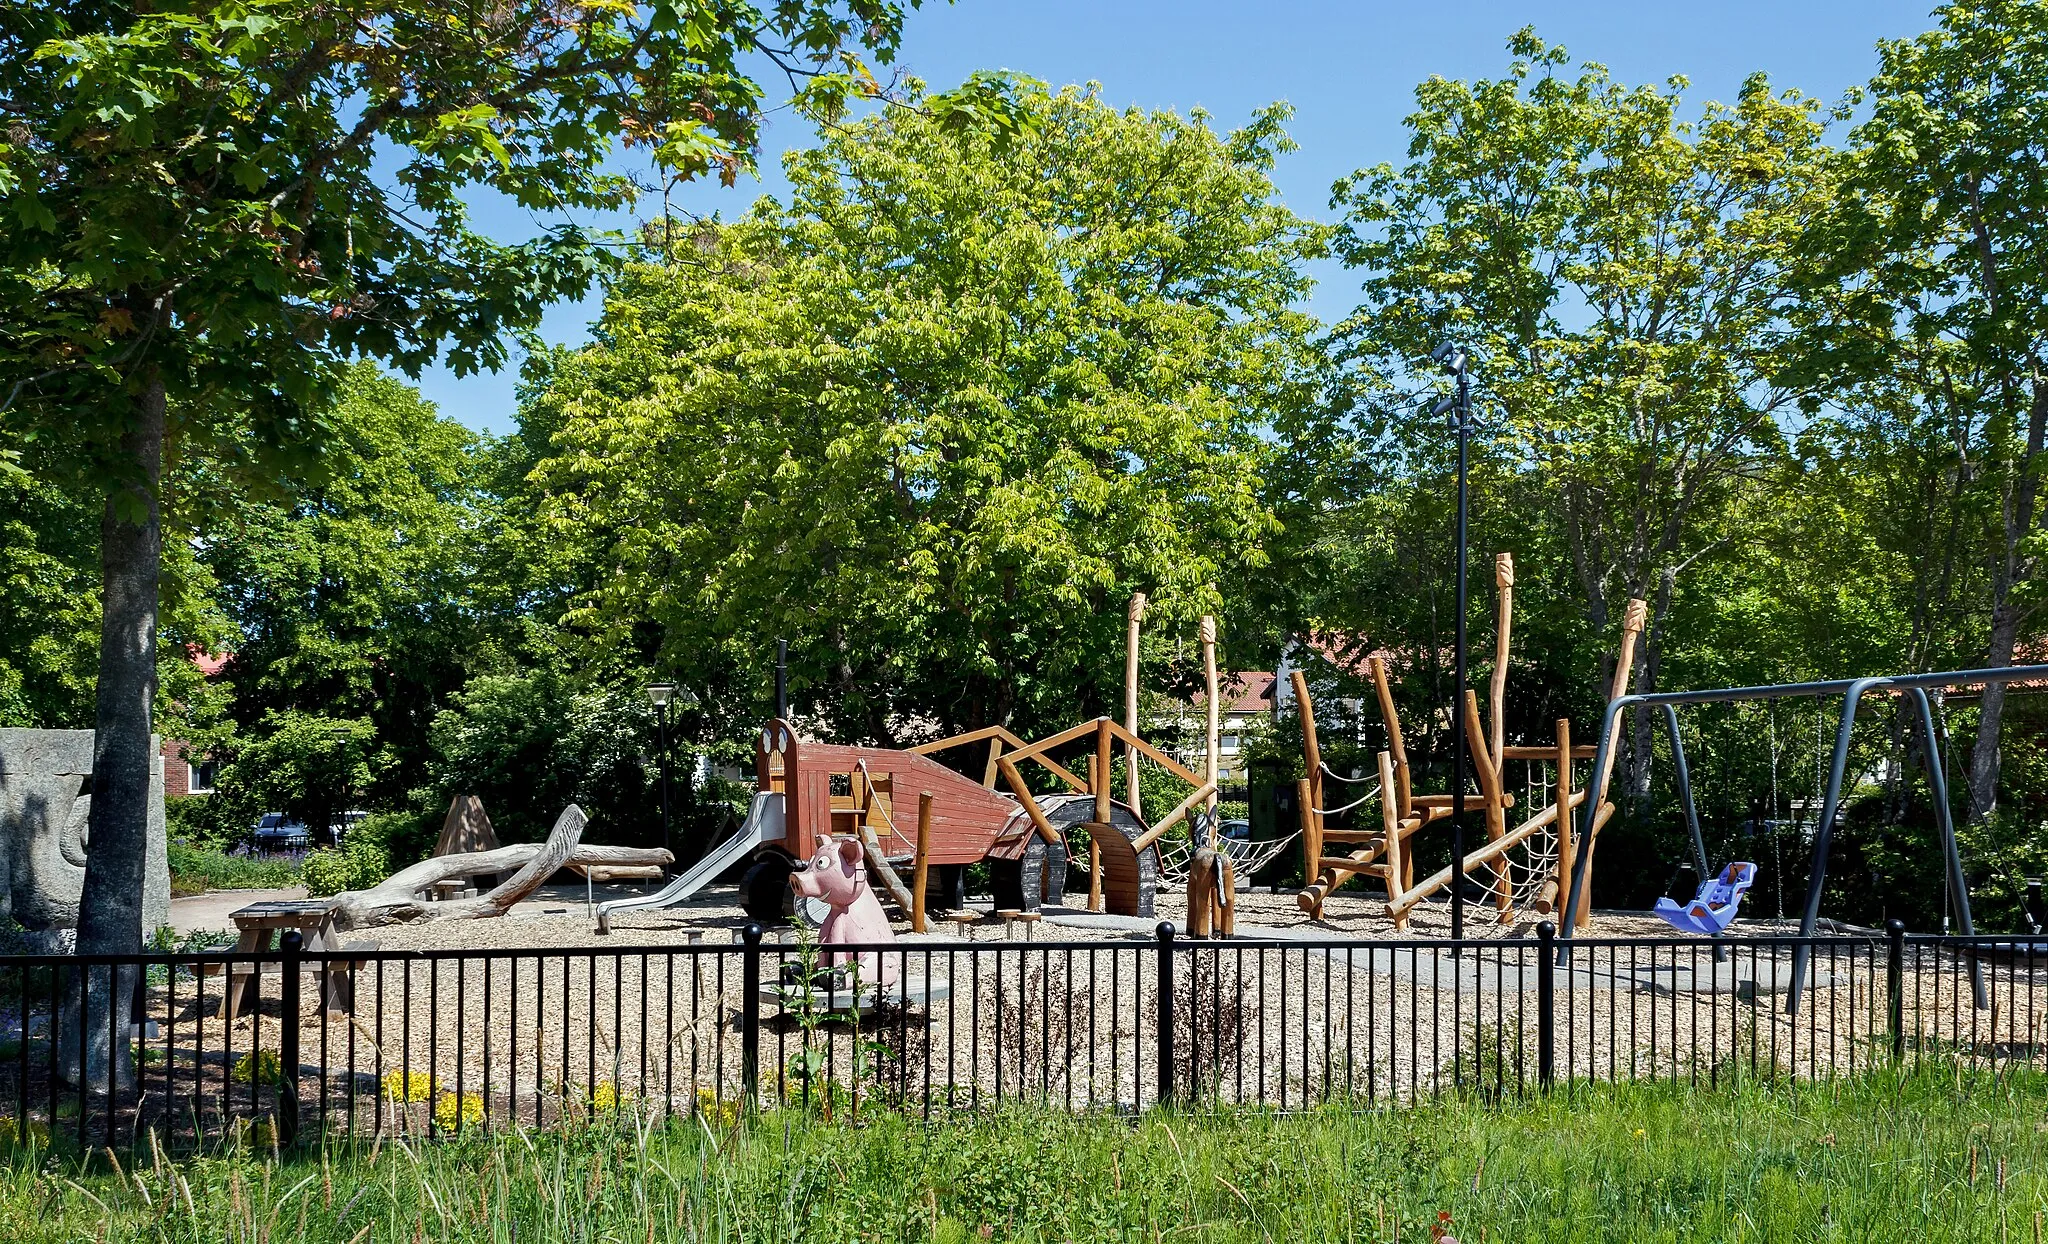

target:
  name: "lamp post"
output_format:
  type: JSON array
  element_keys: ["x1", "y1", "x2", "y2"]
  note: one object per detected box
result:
[
  {"x1": 646, "y1": 682, "x2": 676, "y2": 869},
  {"x1": 1430, "y1": 340, "x2": 1474, "y2": 946}
]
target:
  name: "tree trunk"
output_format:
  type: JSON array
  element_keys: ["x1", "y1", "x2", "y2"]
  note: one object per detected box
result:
[
  {"x1": 66, "y1": 372, "x2": 165, "y2": 1090},
  {"x1": 1966, "y1": 375, "x2": 2048, "y2": 824}
]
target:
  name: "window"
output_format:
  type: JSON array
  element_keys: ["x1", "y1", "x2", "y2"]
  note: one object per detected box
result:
[{"x1": 188, "y1": 759, "x2": 216, "y2": 795}]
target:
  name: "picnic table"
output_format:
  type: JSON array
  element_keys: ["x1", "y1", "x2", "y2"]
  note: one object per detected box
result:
[{"x1": 224, "y1": 899, "x2": 373, "y2": 1020}]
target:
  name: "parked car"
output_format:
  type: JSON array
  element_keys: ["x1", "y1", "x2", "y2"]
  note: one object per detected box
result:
[
  {"x1": 251, "y1": 813, "x2": 310, "y2": 850},
  {"x1": 328, "y1": 809, "x2": 369, "y2": 844}
]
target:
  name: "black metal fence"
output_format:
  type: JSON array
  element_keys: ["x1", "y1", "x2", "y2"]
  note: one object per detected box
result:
[{"x1": 0, "y1": 924, "x2": 2040, "y2": 1149}]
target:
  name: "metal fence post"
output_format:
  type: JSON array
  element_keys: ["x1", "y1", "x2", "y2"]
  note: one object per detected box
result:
[
  {"x1": 1155, "y1": 922, "x2": 1175, "y2": 1105},
  {"x1": 1536, "y1": 921, "x2": 1555, "y2": 1090},
  {"x1": 740, "y1": 923, "x2": 763, "y2": 1107},
  {"x1": 279, "y1": 931, "x2": 303, "y2": 1144},
  {"x1": 1886, "y1": 919, "x2": 1906, "y2": 1064}
]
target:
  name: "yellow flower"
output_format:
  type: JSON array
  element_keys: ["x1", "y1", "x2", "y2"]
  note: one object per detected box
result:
[
  {"x1": 1633, "y1": 1128, "x2": 1646, "y2": 1140},
  {"x1": 381, "y1": 1069, "x2": 437, "y2": 1102},
  {"x1": 694, "y1": 1087, "x2": 739, "y2": 1128},
  {"x1": 592, "y1": 1080, "x2": 620, "y2": 1112},
  {"x1": 433, "y1": 1092, "x2": 484, "y2": 1132}
]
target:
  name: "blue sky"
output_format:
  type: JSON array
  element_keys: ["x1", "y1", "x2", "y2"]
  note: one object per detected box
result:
[{"x1": 417, "y1": 0, "x2": 1939, "y2": 434}]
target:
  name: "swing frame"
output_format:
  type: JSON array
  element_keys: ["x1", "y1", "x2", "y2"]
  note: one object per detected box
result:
[{"x1": 1557, "y1": 663, "x2": 2048, "y2": 1014}]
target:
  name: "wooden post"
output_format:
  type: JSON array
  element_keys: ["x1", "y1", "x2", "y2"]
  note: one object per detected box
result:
[
  {"x1": 1491, "y1": 552, "x2": 1514, "y2": 769},
  {"x1": 1126, "y1": 593, "x2": 1146, "y2": 820},
  {"x1": 1575, "y1": 598, "x2": 1648, "y2": 929},
  {"x1": 912, "y1": 791, "x2": 933, "y2": 933},
  {"x1": 1094, "y1": 717, "x2": 1113, "y2": 827},
  {"x1": 1201, "y1": 615, "x2": 1221, "y2": 847},
  {"x1": 1368, "y1": 657, "x2": 1412, "y2": 819},
  {"x1": 1379, "y1": 749, "x2": 1408, "y2": 929},
  {"x1": 1464, "y1": 689, "x2": 1513, "y2": 916},
  {"x1": 982, "y1": 736, "x2": 1004, "y2": 789},
  {"x1": 1546, "y1": 718, "x2": 1573, "y2": 916},
  {"x1": 1292, "y1": 669, "x2": 1323, "y2": 832},
  {"x1": 1296, "y1": 777, "x2": 1320, "y2": 910},
  {"x1": 1089, "y1": 836, "x2": 1102, "y2": 912}
]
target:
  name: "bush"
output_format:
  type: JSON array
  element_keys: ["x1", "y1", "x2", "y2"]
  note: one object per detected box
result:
[
  {"x1": 349, "y1": 808, "x2": 437, "y2": 870},
  {"x1": 301, "y1": 838, "x2": 390, "y2": 898}
]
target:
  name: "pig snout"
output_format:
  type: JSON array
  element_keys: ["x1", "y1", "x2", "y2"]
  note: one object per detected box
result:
[{"x1": 789, "y1": 860, "x2": 826, "y2": 899}]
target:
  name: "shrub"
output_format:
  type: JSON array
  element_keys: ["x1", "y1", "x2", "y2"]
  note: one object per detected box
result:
[{"x1": 301, "y1": 838, "x2": 390, "y2": 898}]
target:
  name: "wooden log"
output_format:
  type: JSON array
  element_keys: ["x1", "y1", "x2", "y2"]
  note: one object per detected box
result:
[
  {"x1": 1187, "y1": 849, "x2": 1215, "y2": 938},
  {"x1": 1368, "y1": 657, "x2": 1413, "y2": 819},
  {"x1": 912, "y1": 792, "x2": 932, "y2": 933},
  {"x1": 1548, "y1": 718, "x2": 1574, "y2": 918},
  {"x1": 1292, "y1": 669, "x2": 1323, "y2": 828},
  {"x1": 1094, "y1": 719, "x2": 1113, "y2": 827},
  {"x1": 1490, "y1": 552, "x2": 1514, "y2": 769},
  {"x1": 1126, "y1": 593, "x2": 1147, "y2": 820},
  {"x1": 1130, "y1": 780, "x2": 1217, "y2": 853},
  {"x1": 858, "y1": 824, "x2": 918, "y2": 915},
  {"x1": 1499, "y1": 745, "x2": 1597, "y2": 761},
  {"x1": 1385, "y1": 793, "x2": 1587, "y2": 922},
  {"x1": 1293, "y1": 777, "x2": 1322, "y2": 914},
  {"x1": 1576, "y1": 597, "x2": 1648, "y2": 928},
  {"x1": 1201, "y1": 614, "x2": 1220, "y2": 846},
  {"x1": 328, "y1": 805, "x2": 672, "y2": 931},
  {"x1": 1102, "y1": 720, "x2": 1208, "y2": 789},
  {"x1": 1380, "y1": 748, "x2": 1409, "y2": 927},
  {"x1": 996, "y1": 756, "x2": 1064, "y2": 846},
  {"x1": 1464, "y1": 689, "x2": 1513, "y2": 914}
]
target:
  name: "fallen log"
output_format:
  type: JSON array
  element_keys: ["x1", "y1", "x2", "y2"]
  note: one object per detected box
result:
[{"x1": 328, "y1": 804, "x2": 672, "y2": 931}]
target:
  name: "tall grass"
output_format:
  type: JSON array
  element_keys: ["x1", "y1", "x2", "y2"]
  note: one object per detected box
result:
[
  {"x1": 6, "y1": 1067, "x2": 2045, "y2": 1242},
  {"x1": 166, "y1": 842, "x2": 303, "y2": 895}
]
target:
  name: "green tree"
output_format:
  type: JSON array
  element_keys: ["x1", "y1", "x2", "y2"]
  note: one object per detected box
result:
[
  {"x1": 525, "y1": 80, "x2": 1324, "y2": 743},
  {"x1": 1795, "y1": 2, "x2": 2048, "y2": 824},
  {"x1": 216, "y1": 709, "x2": 380, "y2": 843},
  {"x1": 1319, "y1": 31, "x2": 1838, "y2": 794},
  {"x1": 198, "y1": 361, "x2": 516, "y2": 801},
  {"x1": 0, "y1": 0, "x2": 939, "y2": 1005}
]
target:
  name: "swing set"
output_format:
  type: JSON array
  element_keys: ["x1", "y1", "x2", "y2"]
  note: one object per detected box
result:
[{"x1": 1558, "y1": 663, "x2": 2048, "y2": 1013}]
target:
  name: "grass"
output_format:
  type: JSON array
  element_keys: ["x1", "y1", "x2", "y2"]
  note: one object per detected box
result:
[
  {"x1": 3, "y1": 1067, "x2": 2045, "y2": 1241},
  {"x1": 165, "y1": 842, "x2": 303, "y2": 895}
]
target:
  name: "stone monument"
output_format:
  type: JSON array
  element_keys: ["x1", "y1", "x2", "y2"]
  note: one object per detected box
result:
[{"x1": 0, "y1": 729, "x2": 171, "y2": 943}]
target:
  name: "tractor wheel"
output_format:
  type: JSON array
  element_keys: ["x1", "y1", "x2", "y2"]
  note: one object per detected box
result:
[{"x1": 739, "y1": 855, "x2": 794, "y2": 922}]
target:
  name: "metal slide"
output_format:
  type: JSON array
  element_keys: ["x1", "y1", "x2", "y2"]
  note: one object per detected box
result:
[{"x1": 595, "y1": 792, "x2": 785, "y2": 933}]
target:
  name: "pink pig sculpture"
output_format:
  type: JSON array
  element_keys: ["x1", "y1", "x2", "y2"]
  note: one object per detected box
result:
[{"x1": 788, "y1": 835, "x2": 900, "y2": 987}]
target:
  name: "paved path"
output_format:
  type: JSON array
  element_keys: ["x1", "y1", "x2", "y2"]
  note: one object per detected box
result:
[{"x1": 167, "y1": 886, "x2": 308, "y2": 934}]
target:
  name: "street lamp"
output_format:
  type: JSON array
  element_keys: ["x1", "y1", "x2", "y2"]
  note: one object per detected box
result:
[
  {"x1": 646, "y1": 683, "x2": 677, "y2": 869},
  {"x1": 1430, "y1": 340, "x2": 1475, "y2": 946}
]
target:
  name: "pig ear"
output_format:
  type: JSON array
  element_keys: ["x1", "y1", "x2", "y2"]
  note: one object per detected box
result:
[{"x1": 837, "y1": 836, "x2": 863, "y2": 873}]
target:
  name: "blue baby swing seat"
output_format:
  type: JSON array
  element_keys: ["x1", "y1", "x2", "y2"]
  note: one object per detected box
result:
[{"x1": 1653, "y1": 861, "x2": 1757, "y2": 936}]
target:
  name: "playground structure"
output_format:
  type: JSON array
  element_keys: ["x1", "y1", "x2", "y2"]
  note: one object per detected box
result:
[
  {"x1": 1557, "y1": 662, "x2": 2048, "y2": 1012},
  {"x1": 1292, "y1": 553, "x2": 1650, "y2": 932},
  {"x1": 596, "y1": 606, "x2": 1246, "y2": 934}
]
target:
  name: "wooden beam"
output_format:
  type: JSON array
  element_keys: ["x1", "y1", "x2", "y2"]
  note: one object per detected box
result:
[
  {"x1": 1126, "y1": 593, "x2": 1146, "y2": 820},
  {"x1": 1385, "y1": 792, "x2": 1591, "y2": 921},
  {"x1": 912, "y1": 792, "x2": 932, "y2": 934},
  {"x1": 1490, "y1": 552, "x2": 1513, "y2": 769},
  {"x1": 1103, "y1": 719, "x2": 1208, "y2": 789},
  {"x1": 1575, "y1": 597, "x2": 1649, "y2": 928},
  {"x1": 1464, "y1": 689, "x2": 1512, "y2": 914},
  {"x1": 1201, "y1": 614, "x2": 1221, "y2": 846},
  {"x1": 1094, "y1": 718, "x2": 1113, "y2": 826},
  {"x1": 997, "y1": 756, "x2": 1064, "y2": 845},
  {"x1": 996, "y1": 718, "x2": 1103, "y2": 769},
  {"x1": 1369, "y1": 657, "x2": 1413, "y2": 819},
  {"x1": 1131, "y1": 780, "x2": 1218, "y2": 853}
]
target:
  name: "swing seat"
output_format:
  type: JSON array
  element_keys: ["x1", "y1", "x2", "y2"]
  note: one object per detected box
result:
[{"x1": 1653, "y1": 862, "x2": 1756, "y2": 936}]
